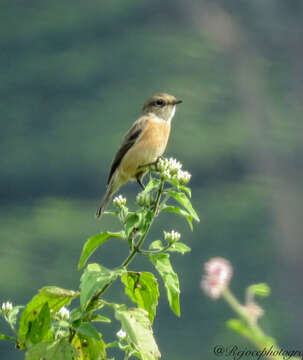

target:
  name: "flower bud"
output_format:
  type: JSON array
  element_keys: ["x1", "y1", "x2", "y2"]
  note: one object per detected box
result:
[
  {"x1": 1, "y1": 301, "x2": 13, "y2": 312},
  {"x1": 113, "y1": 195, "x2": 127, "y2": 208},
  {"x1": 164, "y1": 230, "x2": 181, "y2": 243},
  {"x1": 58, "y1": 306, "x2": 70, "y2": 320}
]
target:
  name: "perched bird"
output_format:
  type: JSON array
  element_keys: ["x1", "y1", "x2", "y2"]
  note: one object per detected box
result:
[{"x1": 96, "y1": 93, "x2": 182, "y2": 218}]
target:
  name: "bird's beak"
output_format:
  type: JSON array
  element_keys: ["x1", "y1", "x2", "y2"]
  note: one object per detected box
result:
[{"x1": 173, "y1": 100, "x2": 182, "y2": 105}]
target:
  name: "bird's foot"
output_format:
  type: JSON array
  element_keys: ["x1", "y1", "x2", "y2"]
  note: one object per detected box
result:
[
  {"x1": 137, "y1": 178, "x2": 145, "y2": 190},
  {"x1": 138, "y1": 156, "x2": 162, "y2": 171}
]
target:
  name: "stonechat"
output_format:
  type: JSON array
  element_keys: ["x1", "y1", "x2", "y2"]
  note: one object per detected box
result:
[{"x1": 96, "y1": 93, "x2": 182, "y2": 218}]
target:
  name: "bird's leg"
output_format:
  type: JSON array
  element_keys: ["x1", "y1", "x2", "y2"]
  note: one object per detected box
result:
[
  {"x1": 138, "y1": 156, "x2": 162, "y2": 171},
  {"x1": 137, "y1": 178, "x2": 145, "y2": 190},
  {"x1": 136, "y1": 172, "x2": 145, "y2": 190}
]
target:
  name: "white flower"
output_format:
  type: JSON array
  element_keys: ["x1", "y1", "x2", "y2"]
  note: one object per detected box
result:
[
  {"x1": 163, "y1": 169, "x2": 171, "y2": 179},
  {"x1": 167, "y1": 158, "x2": 182, "y2": 173},
  {"x1": 158, "y1": 158, "x2": 169, "y2": 172},
  {"x1": 1, "y1": 301, "x2": 13, "y2": 312},
  {"x1": 113, "y1": 195, "x2": 127, "y2": 207},
  {"x1": 164, "y1": 230, "x2": 181, "y2": 242},
  {"x1": 158, "y1": 157, "x2": 191, "y2": 185},
  {"x1": 116, "y1": 328, "x2": 127, "y2": 339},
  {"x1": 176, "y1": 170, "x2": 191, "y2": 185},
  {"x1": 201, "y1": 257, "x2": 233, "y2": 299},
  {"x1": 58, "y1": 306, "x2": 70, "y2": 320}
]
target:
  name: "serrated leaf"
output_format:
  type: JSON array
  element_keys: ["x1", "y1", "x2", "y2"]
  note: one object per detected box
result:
[
  {"x1": 121, "y1": 272, "x2": 159, "y2": 323},
  {"x1": 125, "y1": 213, "x2": 141, "y2": 237},
  {"x1": 247, "y1": 283, "x2": 271, "y2": 298},
  {"x1": 161, "y1": 205, "x2": 193, "y2": 230},
  {"x1": 27, "y1": 302, "x2": 52, "y2": 345},
  {"x1": 142, "y1": 177, "x2": 160, "y2": 194},
  {"x1": 0, "y1": 334, "x2": 16, "y2": 341},
  {"x1": 167, "y1": 191, "x2": 199, "y2": 222},
  {"x1": 25, "y1": 339, "x2": 77, "y2": 360},
  {"x1": 72, "y1": 333, "x2": 106, "y2": 360},
  {"x1": 167, "y1": 242, "x2": 191, "y2": 254},
  {"x1": 76, "y1": 322, "x2": 100, "y2": 340},
  {"x1": 80, "y1": 263, "x2": 122, "y2": 310},
  {"x1": 18, "y1": 287, "x2": 78, "y2": 349},
  {"x1": 78, "y1": 231, "x2": 125, "y2": 270},
  {"x1": 115, "y1": 307, "x2": 161, "y2": 360},
  {"x1": 148, "y1": 253, "x2": 180, "y2": 317}
]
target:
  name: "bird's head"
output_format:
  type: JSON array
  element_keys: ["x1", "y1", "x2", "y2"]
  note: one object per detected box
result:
[{"x1": 141, "y1": 93, "x2": 182, "y2": 122}]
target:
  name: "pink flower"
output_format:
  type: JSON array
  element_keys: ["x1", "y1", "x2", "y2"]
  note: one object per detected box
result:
[{"x1": 201, "y1": 257, "x2": 233, "y2": 299}]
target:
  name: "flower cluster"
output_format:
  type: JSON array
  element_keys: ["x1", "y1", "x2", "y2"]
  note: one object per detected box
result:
[
  {"x1": 116, "y1": 328, "x2": 127, "y2": 339},
  {"x1": 158, "y1": 158, "x2": 191, "y2": 185},
  {"x1": 113, "y1": 195, "x2": 127, "y2": 208},
  {"x1": 200, "y1": 257, "x2": 233, "y2": 299},
  {"x1": 58, "y1": 306, "x2": 70, "y2": 320},
  {"x1": 1, "y1": 301, "x2": 13, "y2": 313},
  {"x1": 164, "y1": 230, "x2": 181, "y2": 243}
]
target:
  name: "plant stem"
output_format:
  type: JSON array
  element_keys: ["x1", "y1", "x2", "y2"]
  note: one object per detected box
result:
[
  {"x1": 122, "y1": 180, "x2": 164, "y2": 267},
  {"x1": 91, "y1": 179, "x2": 164, "y2": 302},
  {"x1": 223, "y1": 288, "x2": 300, "y2": 360}
]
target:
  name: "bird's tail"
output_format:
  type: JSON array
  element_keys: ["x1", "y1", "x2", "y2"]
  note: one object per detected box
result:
[{"x1": 96, "y1": 186, "x2": 113, "y2": 218}]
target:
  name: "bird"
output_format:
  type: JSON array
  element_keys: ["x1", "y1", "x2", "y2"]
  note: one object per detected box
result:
[{"x1": 96, "y1": 93, "x2": 182, "y2": 218}]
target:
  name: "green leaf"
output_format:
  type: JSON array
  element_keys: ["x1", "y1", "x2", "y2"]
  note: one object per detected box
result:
[
  {"x1": 18, "y1": 287, "x2": 78, "y2": 349},
  {"x1": 149, "y1": 240, "x2": 163, "y2": 250},
  {"x1": 166, "y1": 179, "x2": 192, "y2": 197},
  {"x1": 115, "y1": 307, "x2": 161, "y2": 360},
  {"x1": 247, "y1": 283, "x2": 271, "y2": 298},
  {"x1": 226, "y1": 319, "x2": 255, "y2": 341},
  {"x1": 226, "y1": 318, "x2": 277, "y2": 346},
  {"x1": 80, "y1": 263, "x2": 122, "y2": 310},
  {"x1": 148, "y1": 253, "x2": 180, "y2": 317},
  {"x1": 125, "y1": 213, "x2": 141, "y2": 237},
  {"x1": 0, "y1": 334, "x2": 16, "y2": 342},
  {"x1": 167, "y1": 242, "x2": 191, "y2": 254},
  {"x1": 161, "y1": 205, "x2": 193, "y2": 230},
  {"x1": 27, "y1": 302, "x2": 52, "y2": 345},
  {"x1": 167, "y1": 191, "x2": 199, "y2": 222},
  {"x1": 72, "y1": 333, "x2": 106, "y2": 360},
  {"x1": 142, "y1": 177, "x2": 160, "y2": 194},
  {"x1": 76, "y1": 322, "x2": 100, "y2": 340},
  {"x1": 179, "y1": 185, "x2": 192, "y2": 198},
  {"x1": 91, "y1": 313, "x2": 111, "y2": 323},
  {"x1": 121, "y1": 272, "x2": 159, "y2": 322},
  {"x1": 25, "y1": 339, "x2": 77, "y2": 360},
  {"x1": 78, "y1": 231, "x2": 125, "y2": 270}
]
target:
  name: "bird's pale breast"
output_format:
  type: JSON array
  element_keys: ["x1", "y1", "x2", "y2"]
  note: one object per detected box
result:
[{"x1": 118, "y1": 118, "x2": 171, "y2": 182}]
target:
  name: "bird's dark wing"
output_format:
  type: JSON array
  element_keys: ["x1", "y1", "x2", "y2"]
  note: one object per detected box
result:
[{"x1": 107, "y1": 118, "x2": 147, "y2": 184}]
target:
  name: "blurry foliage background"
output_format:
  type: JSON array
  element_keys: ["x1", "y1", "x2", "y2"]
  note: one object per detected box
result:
[{"x1": 1, "y1": 0, "x2": 302, "y2": 358}]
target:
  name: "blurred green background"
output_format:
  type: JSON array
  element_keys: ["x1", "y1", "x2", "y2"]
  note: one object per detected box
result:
[{"x1": 1, "y1": 1, "x2": 302, "y2": 358}]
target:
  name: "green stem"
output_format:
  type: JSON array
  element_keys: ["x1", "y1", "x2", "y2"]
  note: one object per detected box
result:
[
  {"x1": 137, "y1": 244, "x2": 172, "y2": 255},
  {"x1": 122, "y1": 180, "x2": 164, "y2": 267},
  {"x1": 223, "y1": 288, "x2": 300, "y2": 360},
  {"x1": 91, "y1": 179, "x2": 164, "y2": 302}
]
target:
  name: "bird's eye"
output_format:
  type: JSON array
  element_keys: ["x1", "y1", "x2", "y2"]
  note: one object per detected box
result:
[{"x1": 155, "y1": 99, "x2": 165, "y2": 107}]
